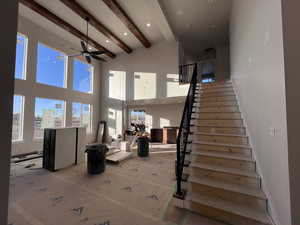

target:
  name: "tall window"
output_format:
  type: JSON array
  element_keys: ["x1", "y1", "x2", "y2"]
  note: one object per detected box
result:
[
  {"x1": 134, "y1": 72, "x2": 156, "y2": 100},
  {"x1": 72, "y1": 102, "x2": 92, "y2": 133},
  {"x1": 109, "y1": 70, "x2": 126, "y2": 100},
  {"x1": 130, "y1": 110, "x2": 146, "y2": 125},
  {"x1": 36, "y1": 43, "x2": 67, "y2": 88},
  {"x1": 34, "y1": 98, "x2": 65, "y2": 139},
  {"x1": 12, "y1": 95, "x2": 24, "y2": 141},
  {"x1": 15, "y1": 34, "x2": 27, "y2": 79},
  {"x1": 73, "y1": 59, "x2": 93, "y2": 93},
  {"x1": 167, "y1": 74, "x2": 189, "y2": 97}
]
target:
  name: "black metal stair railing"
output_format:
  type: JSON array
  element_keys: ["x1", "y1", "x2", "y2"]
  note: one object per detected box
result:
[{"x1": 175, "y1": 63, "x2": 198, "y2": 198}]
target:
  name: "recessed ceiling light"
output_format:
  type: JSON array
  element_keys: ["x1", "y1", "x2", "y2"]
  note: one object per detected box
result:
[
  {"x1": 146, "y1": 23, "x2": 151, "y2": 27},
  {"x1": 88, "y1": 46, "x2": 93, "y2": 50},
  {"x1": 106, "y1": 40, "x2": 110, "y2": 43},
  {"x1": 123, "y1": 32, "x2": 128, "y2": 36}
]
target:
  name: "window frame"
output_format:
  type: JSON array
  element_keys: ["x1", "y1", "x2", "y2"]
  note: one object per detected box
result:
[
  {"x1": 15, "y1": 33, "x2": 28, "y2": 80},
  {"x1": 71, "y1": 102, "x2": 93, "y2": 134},
  {"x1": 72, "y1": 58, "x2": 94, "y2": 94},
  {"x1": 33, "y1": 97, "x2": 66, "y2": 140},
  {"x1": 12, "y1": 95, "x2": 25, "y2": 142},
  {"x1": 36, "y1": 42, "x2": 68, "y2": 88}
]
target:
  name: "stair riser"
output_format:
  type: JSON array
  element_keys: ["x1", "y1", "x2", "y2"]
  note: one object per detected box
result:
[
  {"x1": 191, "y1": 126, "x2": 246, "y2": 135},
  {"x1": 188, "y1": 167, "x2": 260, "y2": 188},
  {"x1": 196, "y1": 120, "x2": 243, "y2": 127},
  {"x1": 192, "y1": 144, "x2": 252, "y2": 156},
  {"x1": 185, "y1": 201, "x2": 270, "y2": 225},
  {"x1": 192, "y1": 155, "x2": 256, "y2": 171},
  {"x1": 192, "y1": 112, "x2": 242, "y2": 120},
  {"x1": 194, "y1": 134, "x2": 249, "y2": 145},
  {"x1": 199, "y1": 87, "x2": 234, "y2": 93},
  {"x1": 194, "y1": 106, "x2": 240, "y2": 113},
  {"x1": 196, "y1": 91, "x2": 235, "y2": 98},
  {"x1": 195, "y1": 96, "x2": 236, "y2": 102},
  {"x1": 188, "y1": 183, "x2": 267, "y2": 211},
  {"x1": 194, "y1": 101, "x2": 238, "y2": 107}
]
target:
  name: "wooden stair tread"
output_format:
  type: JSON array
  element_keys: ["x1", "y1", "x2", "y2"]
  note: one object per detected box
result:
[
  {"x1": 193, "y1": 132, "x2": 247, "y2": 138},
  {"x1": 195, "y1": 95, "x2": 236, "y2": 98},
  {"x1": 192, "y1": 125, "x2": 246, "y2": 129},
  {"x1": 192, "y1": 111, "x2": 241, "y2": 113},
  {"x1": 190, "y1": 162, "x2": 259, "y2": 178},
  {"x1": 186, "y1": 192, "x2": 271, "y2": 224},
  {"x1": 188, "y1": 176, "x2": 266, "y2": 199},
  {"x1": 193, "y1": 118, "x2": 243, "y2": 121},
  {"x1": 194, "y1": 103, "x2": 238, "y2": 107},
  {"x1": 194, "y1": 100, "x2": 236, "y2": 103},
  {"x1": 191, "y1": 151, "x2": 254, "y2": 162},
  {"x1": 193, "y1": 111, "x2": 241, "y2": 115},
  {"x1": 193, "y1": 141, "x2": 251, "y2": 149}
]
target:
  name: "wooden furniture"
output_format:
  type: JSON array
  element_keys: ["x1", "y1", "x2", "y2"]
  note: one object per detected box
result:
[
  {"x1": 163, "y1": 127, "x2": 179, "y2": 144},
  {"x1": 150, "y1": 128, "x2": 163, "y2": 143}
]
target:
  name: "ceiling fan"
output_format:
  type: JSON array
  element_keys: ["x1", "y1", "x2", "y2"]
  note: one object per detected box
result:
[{"x1": 69, "y1": 17, "x2": 105, "y2": 63}]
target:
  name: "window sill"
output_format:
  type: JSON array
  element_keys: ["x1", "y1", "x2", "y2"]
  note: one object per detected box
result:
[
  {"x1": 33, "y1": 138, "x2": 43, "y2": 142},
  {"x1": 12, "y1": 140, "x2": 24, "y2": 144}
]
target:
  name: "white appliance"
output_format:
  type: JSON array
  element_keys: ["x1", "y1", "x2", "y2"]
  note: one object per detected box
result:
[{"x1": 43, "y1": 127, "x2": 86, "y2": 171}]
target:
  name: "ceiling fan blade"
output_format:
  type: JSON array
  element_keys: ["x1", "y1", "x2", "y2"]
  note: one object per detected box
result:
[
  {"x1": 90, "y1": 50, "x2": 106, "y2": 55},
  {"x1": 85, "y1": 55, "x2": 92, "y2": 64},
  {"x1": 91, "y1": 54, "x2": 105, "y2": 61},
  {"x1": 81, "y1": 40, "x2": 87, "y2": 52}
]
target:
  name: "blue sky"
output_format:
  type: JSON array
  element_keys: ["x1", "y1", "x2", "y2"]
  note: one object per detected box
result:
[
  {"x1": 15, "y1": 35, "x2": 26, "y2": 79},
  {"x1": 14, "y1": 35, "x2": 93, "y2": 116},
  {"x1": 13, "y1": 96, "x2": 22, "y2": 114}
]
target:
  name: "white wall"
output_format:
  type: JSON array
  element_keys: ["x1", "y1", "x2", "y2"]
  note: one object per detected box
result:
[
  {"x1": 101, "y1": 41, "x2": 185, "y2": 139},
  {"x1": 0, "y1": 1, "x2": 19, "y2": 223},
  {"x1": 230, "y1": 1, "x2": 291, "y2": 225},
  {"x1": 281, "y1": 1, "x2": 300, "y2": 224},
  {"x1": 12, "y1": 17, "x2": 101, "y2": 156}
]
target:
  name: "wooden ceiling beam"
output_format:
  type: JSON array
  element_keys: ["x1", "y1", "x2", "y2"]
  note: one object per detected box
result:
[
  {"x1": 20, "y1": 0, "x2": 116, "y2": 58},
  {"x1": 60, "y1": 0, "x2": 132, "y2": 54},
  {"x1": 102, "y1": 0, "x2": 151, "y2": 48}
]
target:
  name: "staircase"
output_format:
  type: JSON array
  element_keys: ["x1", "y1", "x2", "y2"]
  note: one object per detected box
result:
[{"x1": 174, "y1": 80, "x2": 274, "y2": 225}]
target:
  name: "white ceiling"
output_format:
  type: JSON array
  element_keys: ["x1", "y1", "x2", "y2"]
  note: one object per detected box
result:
[
  {"x1": 18, "y1": 0, "x2": 168, "y2": 60},
  {"x1": 159, "y1": 0, "x2": 232, "y2": 58}
]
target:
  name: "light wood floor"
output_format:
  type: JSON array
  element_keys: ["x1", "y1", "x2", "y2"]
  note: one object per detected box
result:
[{"x1": 9, "y1": 152, "x2": 227, "y2": 225}]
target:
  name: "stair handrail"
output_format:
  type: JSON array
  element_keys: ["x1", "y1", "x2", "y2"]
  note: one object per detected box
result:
[{"x1": 175, "y1": 63, "x2": 198, "y2": 198}]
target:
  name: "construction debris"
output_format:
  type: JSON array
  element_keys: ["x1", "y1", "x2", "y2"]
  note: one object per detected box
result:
[
  {"x1": 24, "y1": 163, "x2": 36, "y2": 169},
  {"x1": 71, "y1": 207, "x2": 84, "y2": 216}
]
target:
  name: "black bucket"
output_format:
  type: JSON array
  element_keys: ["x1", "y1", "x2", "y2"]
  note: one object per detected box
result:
[
  {"x1": 85, "y1": 144, "x2": 107, "y2": 175},
  {"x1": 137, "y1": 137, "x2": 149, "y2": 157}
]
